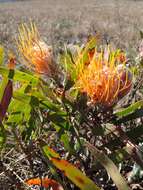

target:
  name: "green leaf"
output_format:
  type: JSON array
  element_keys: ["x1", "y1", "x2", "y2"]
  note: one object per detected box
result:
[
  {"x1": 7, "y1": 99, "x2": 31, "y2": 125},
  {"x1": 13, "y1": 91, "x2": 31, "y2": 104},
  {"x1": 0, "y1": 77, "x2": 9, "y2": 102},
  {"x1": 48, "y1": 112, "x2": 66, "y2": 124},
  {"x1": 61, "y1": 37, "x2": 97, "y2": 82},
  {"x1": 26, "y1": 114, "x2": 36, "y2": 140},
  {"x1": 43, "y1": 146, "x2": 60, "y2": 159},
  {"x1": 7, "y1": 112, "x2": 23, "y2": 125},
  {"x1": 60, "y1": 50, "x2": 75, "y2": 74},
  {"x1": 60, "y1": 133, "x2": 75, "y2": 154},
  {"x1": 115, "y1": 100, "x2": 143, "y2": 117},
  {"x1": 40, "y1": 100, "x2": 62, "y2": 112},
  {"x1": 0, "y1": 67, "x2": 39, "y2": 86},
  {"x1": 74, "y1": 37, "x2": 97, "y2": 80},
  {"x1": 115, "y1": 108, "x2": 143, "y2": 124},
  {"x1": 13, "y1": 91, "x2": 39, "y2": 107}
]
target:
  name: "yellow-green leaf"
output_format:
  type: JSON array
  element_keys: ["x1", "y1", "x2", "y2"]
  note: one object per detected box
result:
[
  {"x1": 0, "y1": 46, "x2": 4, "y2": 65},
  {"x1": 115, "y1": 100, "x2": 143, "y2": 117},
  {"x1": 43, "y1": 146, "x2": 100, "y2": 190}
]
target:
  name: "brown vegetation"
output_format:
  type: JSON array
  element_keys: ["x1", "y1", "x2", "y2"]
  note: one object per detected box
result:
[{"x1": 0, "y1": 0, "x2": 143, "y2": 51}]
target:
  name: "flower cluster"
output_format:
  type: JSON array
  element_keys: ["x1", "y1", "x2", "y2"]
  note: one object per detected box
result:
[
  {"x1": 16, "y1": 23, "x2": 132, "y2": 107},
  {"x1": 17, "y1": 23, "x2": 53, "y2": 74},
  {"x1": 76, "y1": 47, "x2": 132, "y2": 107}
]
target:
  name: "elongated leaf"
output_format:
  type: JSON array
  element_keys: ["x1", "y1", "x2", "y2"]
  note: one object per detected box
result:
[
  {"x1": 0, "y1": 46, "x2": 4, "y2": 65},
  {"x1": 13, "y1": 91, "x2": 31, "y2": 104},
  {"x1": 13, "y1": 91, "x2": 39, "y2": 107},
  {"x1": 40, "y1": 100, "x2": 62, "y2": 112},
  {"x1": 7, "y1": 99, "x2": 31, "y2": 124},
  {"x1": 42, "y1": 145, "x2": 100, "y2": 190},
  {"x1": 74, "y1": 37, "x2": 97, "y2": 80},
  {"x1": 47, "y1": 112, "x2": 66, "y2": 125},
  {"x1": 115, "y1": 108, "x2": 143, "y2": 124},
  {"x1": 115, "y1": 100, "x2": 143, "y2": 117},
  {"x1": 43, "y1": 146, "x2": 60, "y2": 158},
  {"x1": 60, "y1": 133, "x2": 75, "y2": 154},
  {"x1": 85, "y1": 141, "x2": 131, "y2": 190},
  {"x1": 60, "y1": 50, "x2": 75, "y2": 75},
  {"x1": 0, "y1": 80, "x2": 13, "y2": 122},
  {"x1": 0, "y1": 67, "x2": 39, "y2": 86},
  {"x1": 61, "y1": 37, "x2": 97, "y2": 82},
  {"x1": 0, "y1": 77, "x2": 8, "y2": 102}
]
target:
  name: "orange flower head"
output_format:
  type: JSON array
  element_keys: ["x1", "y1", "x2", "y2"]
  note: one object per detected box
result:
[
  {"x1": 8, "y1": 52, "x2": 16, "y2": 70},
  {"x1": 17, "y1": 23, "x2": 53, "y2": 74},
  {"x1": 76, "y1": 47, "x2": 132, "y2": 107}
]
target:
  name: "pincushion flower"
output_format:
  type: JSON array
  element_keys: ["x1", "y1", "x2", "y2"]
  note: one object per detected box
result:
[
  {"x1": 76, "y1": 46, "x2": 132, "y2": 107},
  {"x1": 17, "y1": 23, "x2": 53, "y2": 75}
]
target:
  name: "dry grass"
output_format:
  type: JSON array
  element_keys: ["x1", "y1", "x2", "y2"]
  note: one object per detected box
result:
[{"x1": 0, "y1": 0, "x2": 143, "y2": 52}]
